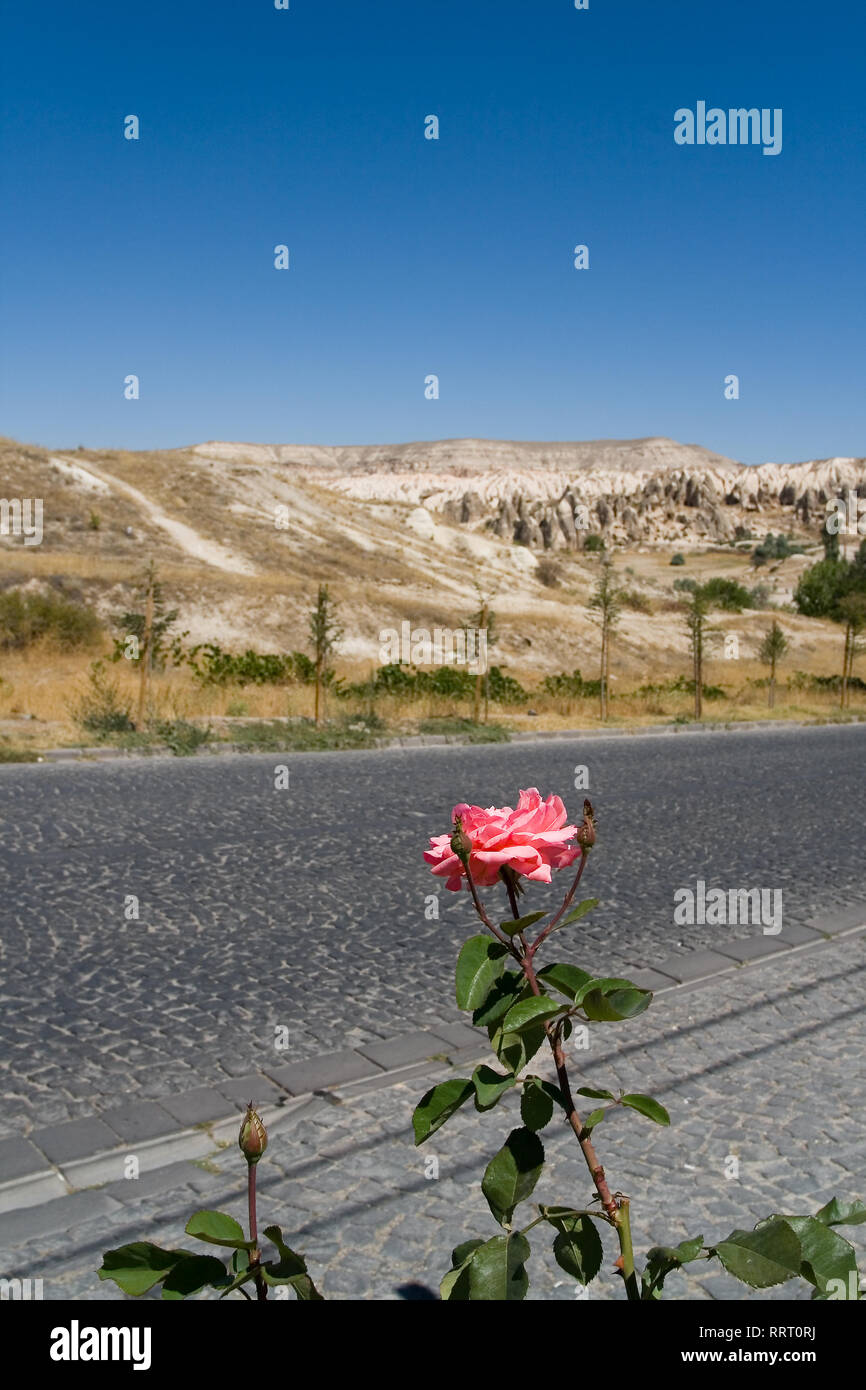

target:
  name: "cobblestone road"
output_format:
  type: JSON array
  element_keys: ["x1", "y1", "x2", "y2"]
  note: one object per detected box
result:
[
  {"x1": 0, "y1": 723, "x2": 864, "y2": 1132},
  {"x1": 1, "y1": 932, "x2": 863, "y2": 1300}
]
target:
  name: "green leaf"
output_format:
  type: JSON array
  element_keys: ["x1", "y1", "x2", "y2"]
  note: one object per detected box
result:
[
  {"x1": 583, "y1": 1107, "x2": 606, "y2": 1133},
  {"x1": 481, "y1": 1128, "x2": 545, "y2": 1227},
  {"x1": 776, "y1": 1216, "x2": 858, "y2": 1295},
  {"x1": 262, "y1": 1225, "x2": 324, "y2": 1300},
  {"x1": 576, "y1": 1086, "x2": 615, "y2": 1101},
  {"x1": 550, "y1": 1215, "x2": 603, "y2": 1285},
  {"x1": 263, "y1": 1225, "x2": 304, "y2": 1274},
  {"x1": 536, "y1": 962, "x2": 592, "y2": 1000},
  {"x1": 499, "y1": 911, "x2": 547, "y2": 937},
  {"x1": 184, "y1": 1210, "x2": 256, "y2": 1250},
  {"x1": 814, "y1": 1198, "x2": 866, "y2": 1228},
  {"x1": 440, "y1": 1265, "x2": 471, "y2": 1301},
  {"x1": 521, "y1": 1078, "x2": 563, "y2": 1131},
  {"x1": 440, "y1": 1239, "x2": 486, "y2": 1301},
  {"x1": 471, "y1": 971, "x2": 523, "y2": 1027},
  {"x1": 472, "y1": 1065, "x2": 517, "y2": 1111},
  {"x1": 466, "y1": 1233, "x2": 531, "y2": 1300},
  {"x1": 161, "y1": 1254, "x2": 228, "y2": 1300},
  {"x1": 412, "y1": 1078, "x2": 474, "y2": 1145},
  {"x1": 642, "y1": 1236, "x2": 705, "y2": 1299},
  {"x1": 218, "y1": 1265, "x2": 260, "y2": 1299},
  {"x1": 488, "y1": 1020, "x2": 546, "y2": 1074},
  {"x1": 456, "y1": 934, "x2": 509, "y2": 1010},
  {"x1": 581, "y1": 983, "x2": 652, "y2": 1022},
  {"x1": 98, "y1": 1242, "x2": 190, "y2": 1296},
  {"x1": 502, "y1": 995, "x2": 563, "y2": 1033},
  {"x1": 621, "y1": 1093, "x2": 671, "y2": 1126},
  {"x1": 451, "y1": 1238, "x2": 486, "y2": 1268},
  {"x1": 554, "y1": 898, "x2": 599, "y2": 930},
  {"x1": 711, "y1": 1220, "x2": 803, "y2": 1288}
]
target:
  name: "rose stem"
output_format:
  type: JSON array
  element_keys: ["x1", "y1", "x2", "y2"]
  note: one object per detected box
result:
[
  {"x1": 248, "y1": 1160, "x2": 267, "y2": 1301},
  {"x1": 468, "y1": 853, "x2": 640, "y2": 1299}
]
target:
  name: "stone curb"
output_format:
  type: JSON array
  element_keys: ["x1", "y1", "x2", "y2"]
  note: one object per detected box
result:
[
  {"x1": 1, "y1": 907, "x2": 863, "y2": 1225},
  {"x1": 18, "y1": 714, "x2": 866, "y2": 763}
]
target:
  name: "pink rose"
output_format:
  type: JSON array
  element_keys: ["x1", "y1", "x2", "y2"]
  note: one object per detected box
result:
[{"x1": 424, "y1": 787, "x2": 580, "y2": 891}]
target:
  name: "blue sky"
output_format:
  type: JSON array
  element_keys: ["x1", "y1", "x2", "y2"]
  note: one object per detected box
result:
[{"x1": 1, "y1": 0, "x2": 863, "y2": 463}]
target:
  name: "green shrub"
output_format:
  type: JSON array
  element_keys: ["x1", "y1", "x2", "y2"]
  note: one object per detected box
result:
[
  {"x1": 637, "y1": 674, "x2": 725, "y2": 701},
  {"x1": 670, "y1": 553, "x2": 686, "y2": 566},
  {"x1": 0, "y1": 589, "x2": 102, "y2": 650},
  {"x1": 536, "y1": 558, "x2": 562, "y2": 587},
  {"x1": 748, "y1": 583, "x2": 772, "y2": 609},
  {"x1": 487, "y1": 666, "x2": 528, "y2": 704},
  {"x1": 541, "y1": 669, "x2": 602, "y2": 699},
  {"x1": 72, "y1": 661, "x2": 135, "y2": 738},
  {"x1": 699, "y1": 577, "x2": 753, "y2": 612},
  {"x1": 621, "y1": 589, "x2": 653, "y2": 613},
  {"x1": 0, "y1": 743, "x2": 40, "y2": 763},
  {"x1": 752, "y1": 533, "x2": 805, "y2": 567},
  {"x1": 185, "y1": 645, "x2": 315, "y2": 687},
  {"x1": 155, "y1": 719, "x2": 212, "y2": 756},
  {"x1": 583, "y1": 534, "x2": 605, "y2": 553}
]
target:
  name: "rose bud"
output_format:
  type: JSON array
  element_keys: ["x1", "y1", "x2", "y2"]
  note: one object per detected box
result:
[
  {"x1": 238, "y1": 1104, "x2": 268, "y2": 1164},
  {"x1": 576, "y1": 799, "x2": 596, "y2": 851},
  {"x1": 450, "y1": 817, "x2": 473, "y2": 865}
]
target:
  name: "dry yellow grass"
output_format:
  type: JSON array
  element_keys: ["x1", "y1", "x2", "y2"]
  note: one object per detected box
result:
[{"x1": 2, "y1": 639, "x2": 862, "y2": 752}]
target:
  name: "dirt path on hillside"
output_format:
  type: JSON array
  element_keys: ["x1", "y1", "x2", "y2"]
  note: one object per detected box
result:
[{"x1": 50, "y1": 454, "x2": 257, "y2": 575}]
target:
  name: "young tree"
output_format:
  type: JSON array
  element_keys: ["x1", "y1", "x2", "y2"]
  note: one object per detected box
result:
[
  {"x1": 682, "y1": 584, "x2": 710, "y2": 720},
  {"x1": 758, "y1": 620, "x2": 788, "y2": 708},
  {"x1": 308, "y1": 585, "x2": 342, "y2": 726},
  {"x1": 795, "y1": 539, "x2": 866, "y2": 708},
  {"x1": 464, "y1": 587, "x2": 497, "y2": 724},
  {"x1": 589, "y1": 559, "x2": 623, "y2": 721},
  {"x1": 112, "y1": 560, "x2": 184, "y2": 670},
  {"x1": 837, "y1": 592, "x2": 866, "y2": 710}
]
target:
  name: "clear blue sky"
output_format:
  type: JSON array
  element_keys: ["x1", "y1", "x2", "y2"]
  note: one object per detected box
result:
[{"x1": 1, "y1": 0, "x2": 863, "y2": 464}]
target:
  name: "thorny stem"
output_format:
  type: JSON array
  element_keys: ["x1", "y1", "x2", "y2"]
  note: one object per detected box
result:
[{"x1": 247, "y1": 1161, "x2": 267, "y2": 1301}]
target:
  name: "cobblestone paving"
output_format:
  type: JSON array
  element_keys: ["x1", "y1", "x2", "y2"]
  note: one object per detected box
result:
[
  {"x1": 2, "y1": 934, "x2": 863, "y2": 1301},
  {"x1": 1, "y1": 724, "x2": 864, "y2": 1132}
]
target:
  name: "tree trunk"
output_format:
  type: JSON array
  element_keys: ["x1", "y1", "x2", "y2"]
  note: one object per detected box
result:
[
  {"x1": 136, "y1": 576, "x2": 154, "y2": 730},
  {"x1": 841, "y1": 626, "x2": 851, "y2": 710},
  {"x1": 315, "y1": 662, "x2": 321, "y2": 725},
  {"x1": 769, "y1": 655, "x2": 776, "y2": 709}
]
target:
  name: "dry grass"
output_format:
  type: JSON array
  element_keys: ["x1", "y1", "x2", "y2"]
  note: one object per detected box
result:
[{"x1": 2, "y1": 638, "x2": 862, "y2": 752}]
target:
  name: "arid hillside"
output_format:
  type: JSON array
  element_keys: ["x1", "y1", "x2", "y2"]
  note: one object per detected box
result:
[{"x1": 1, "y1": 434, "x2": 863, "y2": 750}]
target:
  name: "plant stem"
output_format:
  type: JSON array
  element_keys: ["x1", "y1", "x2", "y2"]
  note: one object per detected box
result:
[
  {"x1": 529, "y1": 849, "x2": 590, "y2": 955},
  {"x1": 520, "y1": 948, "x2": 619, "y2": 1220},
  {"x1": 247, "y1": 1161, "x2": 267, "y2": 1301},
  {"x1": 615, "y1": 1199, "x2": 641, "y2": 1301},
  {"x1": 464, "y1": 864, "x2": 521, "y2": 954}
]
